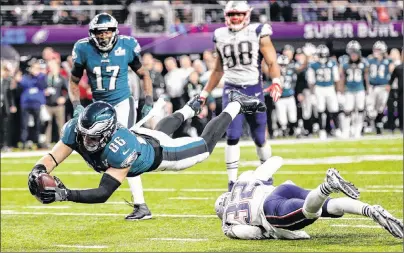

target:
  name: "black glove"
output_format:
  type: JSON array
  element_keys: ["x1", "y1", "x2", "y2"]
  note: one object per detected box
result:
[
  {"x1": 39, "y1": 176, "x2": 70, "y2": 204},
  {"x1": 28, "y1": 164, "x2": 47, "y2": 196}
]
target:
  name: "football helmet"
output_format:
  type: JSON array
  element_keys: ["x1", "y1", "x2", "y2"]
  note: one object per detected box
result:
[
  {"x1": 316, "y1": 44, "x2": 330, "y2": 64},
  {"x1": 89, "y1": 13, "x2": 119, "y2": 51},
  {"x1": 214, "y1": 192, "x2": 231, "y2": 220},
  {"x1": 373, "y1": 40, "x2": 387, "y2": 57},
  {"x1": 77, "y1": 101, "x2": 117, "y2": 153},
  {"x1": 224, "y1": 1, "x2": 253, "y2": 32},
  {"x1": 346, "y1": 40, "x2": 361, "y2": 55}
]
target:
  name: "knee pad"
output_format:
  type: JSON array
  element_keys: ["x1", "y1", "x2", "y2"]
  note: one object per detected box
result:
[{"x1": 227, "y1": 139, "x2": 239, "y2": 146}]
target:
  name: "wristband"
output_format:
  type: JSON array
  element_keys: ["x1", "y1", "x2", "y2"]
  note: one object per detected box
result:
[
  {"x1": 200, "y1": 90, "x2": 209, "y2": 99},
  {"x1": 272, "y1": 78, "x2": 281, "y2": 85}
]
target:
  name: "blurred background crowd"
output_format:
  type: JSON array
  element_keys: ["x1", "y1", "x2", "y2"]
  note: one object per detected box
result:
[{"x1": 0, "y1": 0, "x2": 403, "y2": 152}]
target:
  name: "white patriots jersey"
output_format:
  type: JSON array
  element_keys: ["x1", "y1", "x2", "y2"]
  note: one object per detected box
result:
[{"x1": 214, "y1": 23, "x2": 272, "y2": 85}]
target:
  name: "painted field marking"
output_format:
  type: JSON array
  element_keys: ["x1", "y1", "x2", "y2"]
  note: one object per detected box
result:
[
  {"x1": 2, "y1": 210, "x2": 402, "y2": 221},
  {"x1": 25, "y1": 206, "x2": 70, "y2": 209},
  {"x1": 55, "y1": 245, "x2": 108, "y2": 249},
  {"x1": 2, "y1": 154, "x2": 402, "y2": 166},
  {"x1": 149, "y1": 238, "x2": 208, "y2": 242},
  {"x1": 331, "y1": 224, "x2": 382, "y2": 229},
  {"x1": 2, "y1": 169, "x2": 403, "y2": 176},
  {"x1": 1, "y1": 135, "x2": 401, "y2": 159},
  {"x1": 168, "y1": 197, "x2": 213, "y2": 200},
  {"x1": 1, "y1": 187, "x2": 402, "y2": 193}
]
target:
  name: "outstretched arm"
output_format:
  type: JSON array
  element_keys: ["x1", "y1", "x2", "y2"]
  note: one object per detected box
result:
[
  {"x1": 223, "y1": 224, "x2": 267, "y2": 240},
  {"x1": 201, "y1": 49, "x2": 224, "y2": 100},
  {"x1": 260, "y1": 36, "x2": 282, "y2": 102}
]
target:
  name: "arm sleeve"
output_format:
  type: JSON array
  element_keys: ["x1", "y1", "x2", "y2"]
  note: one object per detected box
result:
[
  {"x1": 306, "y1": 67, "x2": 316, "y2": 85},
  {"x1": 67, "y1": 173, "x2": 121, "y2": 203},
  {"x1": 223, "y1": 224, "x2": 266, "y2": 240},
  {"x1": 332, "y1": 64, "x2": 340, "y2": 82}
]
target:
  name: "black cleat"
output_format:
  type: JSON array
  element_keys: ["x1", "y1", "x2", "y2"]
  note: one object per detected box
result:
[
  {"x1": 125, "y1": 203, "x2": 153, "y2": 221},
  {"x1": 229, "y1": 90, "x2": 266, "y2": 114},
  {"x1": 186, "y1": 95, "x2": 203, "y2": 115}
]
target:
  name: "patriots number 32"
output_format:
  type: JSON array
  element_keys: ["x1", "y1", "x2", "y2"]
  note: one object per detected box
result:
[{"x1": 224, "y1": 181, "x2": 259, "y2": 224}]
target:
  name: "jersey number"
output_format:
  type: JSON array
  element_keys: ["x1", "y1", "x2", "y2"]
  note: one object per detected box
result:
[
  {"x1": 316, "y1": 68, "x2": 332, "y2": 82},
  {"x1": 109, "y1": 136, "x2": 126, "y2": 153},
  {"x1": 346, "y1": 68, "x2": 363, "y2": 82},
  {"x1": 225, "y1": 181, "x2": 259, "y2": 224},
  {"x1": 222, "y1": 41, "x2": 253, "y2": 69},
  {"x1": 93, "y1": 66, "x2": 120, "y2": 91},
  {"x1": 369, "y1": 64, "x2": 386, "y2": 79}
]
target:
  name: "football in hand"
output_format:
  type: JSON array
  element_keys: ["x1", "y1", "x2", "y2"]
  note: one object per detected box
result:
[{"x1": 37, "y1": 173, "x2": 57, "y2": 192}]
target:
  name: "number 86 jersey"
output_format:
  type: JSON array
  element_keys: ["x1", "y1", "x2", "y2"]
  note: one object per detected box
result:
[{"x1": 214, "y1": 23, "x2": 273, "y2": 86}]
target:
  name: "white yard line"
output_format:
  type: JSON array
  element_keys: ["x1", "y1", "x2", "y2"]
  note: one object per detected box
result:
[
  {"x1": 2, "y1": 210, "x2": 401, "y2": 221},
  {"x1": 1, "y1": 135, "x2": 401, "y2": 159},
  {"x1": 1, "y1": 187, "x2": 402, "y2": 193},
  {"x1": 2, "y1": 155, "x2": 401, "y2": 168},
  {"x1": 2, "y1": 170, "x2": 402, "y2": 176},
  {"x1": 168, "y1": 197, "x2": 213, "y2": 200},
  {"x1": 25, "y1": 206, "x2": 70, "y2": 209},
  {"x1": 55, "y1": 245, "x2": 108, "y2": 249},
  {"x1": 149, "y1": 238, "x2": 208, "y2": 242},
  {"x1": 331, "y1": 224, "x2": 382, "y2": 229}
]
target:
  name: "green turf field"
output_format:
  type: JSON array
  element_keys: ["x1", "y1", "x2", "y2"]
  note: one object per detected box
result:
[{"x1": 1, "y1": 137, "x2": 403, "y2": 252}]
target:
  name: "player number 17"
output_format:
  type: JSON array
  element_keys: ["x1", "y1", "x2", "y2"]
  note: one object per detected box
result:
[{"x1": 93, "y1": 65, "x2": 120, "y2": 91}]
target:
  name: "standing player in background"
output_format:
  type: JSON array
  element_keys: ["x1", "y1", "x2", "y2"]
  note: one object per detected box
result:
[
  {"x1": 367, "y1": 41, "x2": 394, "y2": 135},
  {"x1": 275, "y1": 55, "x2": 299, "y2": 137},
  {"x1": 68, "y1": 13, "x2": 154, "y2": 220},
  {"x1": 339, "y1": 41, "x2": 369, "y2": 139},
  {"x1": 307, "y1": 44, "x2": 341, "y2": 140},
  {"x1": 199, "y1": 1, "x2": 282, "y2": 191}
]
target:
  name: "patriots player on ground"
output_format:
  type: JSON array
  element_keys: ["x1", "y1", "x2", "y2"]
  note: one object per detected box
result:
[
  {"x1": 307, "y1": 45, "x2": 341, "y2": 140},
  {"x1": 68, "y1": 13, "x2": 154, "y2": 220},
  {"x1": 339, "y1": 41, "x2": 370, "y2": 138},
  {"x1": 275, "y1": 55, "x2": 299, "y2": 137},
  {"x1": 199, "y1": 1, "x2": 282, "y2": 192},
  {"x1": 366, "y1": 41, "x2": 394, "y2": 134},
  {"x1": 27, "y1": 91, "x2": 266, "y2": 207},
  {"x1": 215, "y1": 157, "x2": 403, "y2": 240}
]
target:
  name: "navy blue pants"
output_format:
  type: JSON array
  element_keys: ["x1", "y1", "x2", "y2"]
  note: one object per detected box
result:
[
  {"x1": 222, "y1": 83, "x2": 267, "y2": 146},
  {"x1": 263, "y1": 184, "x2": 342, "y2": 231}
]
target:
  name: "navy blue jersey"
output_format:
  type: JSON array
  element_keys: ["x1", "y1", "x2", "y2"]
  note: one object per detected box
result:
[
  {"x1": 367, "y1": 56, "x2": 392, "y2": 86},
  {"x1": 61, "y1": 118, "x2": 155, "y2": 177},
  {"x1": 72, "y1": 35, "x2": 141, "y2": 105},
  {"x1": 342, "y1": 59, "x2": 368, "y2": 92}
]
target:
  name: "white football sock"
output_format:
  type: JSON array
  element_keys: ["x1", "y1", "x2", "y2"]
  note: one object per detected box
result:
[
  {"x1": 303, "y1": 182, "x2": 333, "y2": 218},
  {"x1": 341, "y1": 114, "x2": 351, "y2": 138},
  {"x1": 326, "y1": 197, "x2": 372, "y2": 217},
  {"x1": 256, "y1": 142, "x2": 272, "y2": 164},
  {"x1": 355, "y1": 112, "x2": 364, "y2": 137},
  {"x1": 127, "y1": 176, "x2": 145, "y2": 204},
  {"x1": 223, "y1": 102, "x2": 241, "y2": 120},
  {"x1": 177, "y1": 105, "x2": 195, "y2": 120},
  {"x1": 225, "y1": 143, "x2": 240, "y2": 182}
]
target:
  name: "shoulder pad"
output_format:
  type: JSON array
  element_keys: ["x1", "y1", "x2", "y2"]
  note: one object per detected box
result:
[
  {"x1": 105, "y1": 129, "x2": 139, "y2": 169},
  {"x1": 61, "y1": 118, "x2": 78, "y2": 147},
  {"x1": 119, "y1": 35, "x2": 141, "y2": 55},
  {"x1": 213, "y1": 27, "x2": 228, "y2": 42},
  {"x1": 256, "y1": 23, "x2": 272, "y2": 38}
]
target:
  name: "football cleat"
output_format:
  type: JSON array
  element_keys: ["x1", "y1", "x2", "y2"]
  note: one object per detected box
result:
[
  {"x1": 370, "y1": 205, "x2": 403, "y2": 239},
  {"x1": 125, "y1": 203, "x2": 152, "y2": 221},
  {"x1": 229, "y1": 90, "x2": 266, "y2": 114},
  {"x1": 326, "y1": 168, "x2": 360, "y2": 199},
  {"x1": 186, "y1": 95, "x2": 203, "y2": 115}
]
